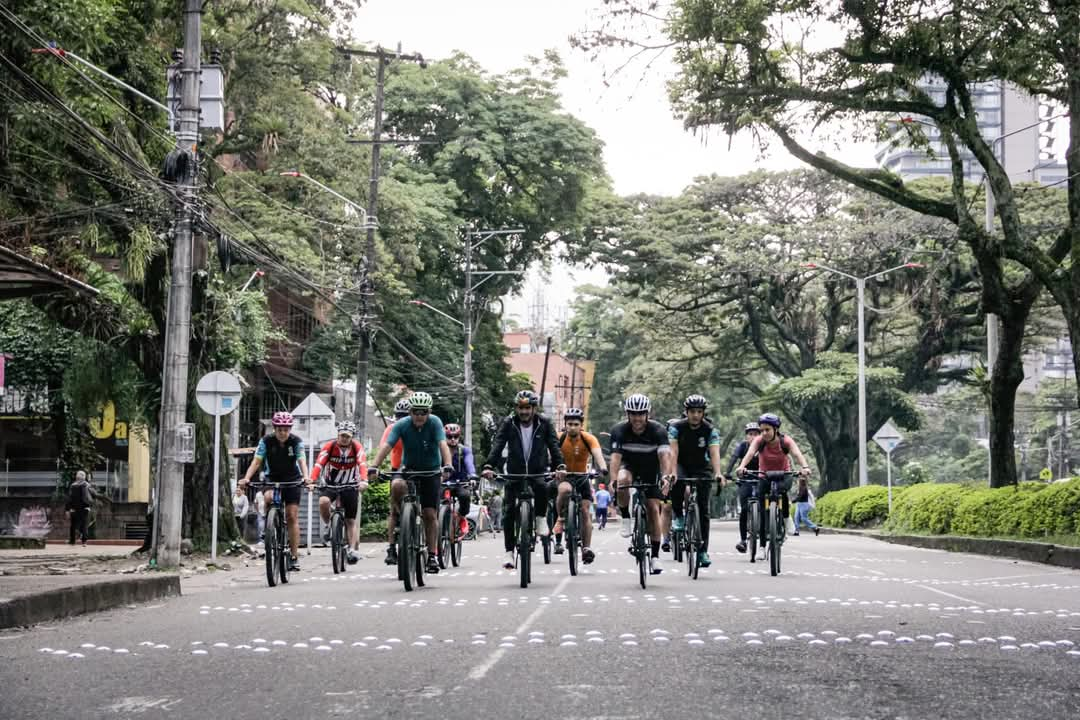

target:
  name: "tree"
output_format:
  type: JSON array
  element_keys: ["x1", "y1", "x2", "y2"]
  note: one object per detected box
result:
[{"x1": 577, "y1": 0, "x2": 1079, "y2": 486}]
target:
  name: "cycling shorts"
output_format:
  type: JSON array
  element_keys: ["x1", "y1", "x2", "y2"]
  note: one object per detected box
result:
[{"x1": 321, "y1": 486, "x2": 359, "y2": 519}]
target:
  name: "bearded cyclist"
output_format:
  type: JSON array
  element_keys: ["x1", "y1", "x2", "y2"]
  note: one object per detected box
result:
[
  {"x1": 311, "y1": 421, "x2": 368, "y2": 565},
  {"x1": 610, "y1": 393, "x2": 673, "y2": 575},
  {"x1": 666, "y1": 394, "x2": 724, "y2": 568},
  {"x1": 445, "y1": 423, "x2": 475, "y2": 538},
  {"x1": 735, "y1": 413, "x2": 812, "y2": 547},
  {"x1": 239, "y1": 412, "x2": 310, "y2": 572}
]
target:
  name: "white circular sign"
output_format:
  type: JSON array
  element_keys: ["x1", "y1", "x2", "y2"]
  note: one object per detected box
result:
[{"x1": 196, "y1": 371, "x2": 242, "y2": 417}]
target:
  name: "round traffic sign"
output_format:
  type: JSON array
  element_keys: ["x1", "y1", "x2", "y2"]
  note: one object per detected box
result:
[{"x1": 196, "y1": 371, "x2": 242, "y2": 417}]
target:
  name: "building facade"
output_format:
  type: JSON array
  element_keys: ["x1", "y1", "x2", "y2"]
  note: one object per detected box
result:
[{"x1": 502, "y1": 332, "x2": 595, "y2": 428}]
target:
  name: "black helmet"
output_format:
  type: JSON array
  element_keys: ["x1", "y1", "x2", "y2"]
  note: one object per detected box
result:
[{"x1": 683, "y1": 394, "x2": 708, "y2": 410}]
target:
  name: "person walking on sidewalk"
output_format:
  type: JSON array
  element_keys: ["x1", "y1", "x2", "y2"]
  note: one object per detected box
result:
[
  {"x1": 792, "y1": 476, "x2": 819, "y2": 536},
  {"x1": 488, "y1": 491, "x2": 503, "y2": 534},
  {"x1": 233, "y1": 485, "x2": 251, "y2": 540},
  {"x1": 66, "y1": 470, "x2": 94, "y2": 545}
]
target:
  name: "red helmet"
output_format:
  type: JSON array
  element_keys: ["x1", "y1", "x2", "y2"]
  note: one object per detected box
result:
[
  {"x1": 271, "y1": 411, "x2": 294, "y2": 427},
  {"x1": 445, "y1": 423, "x2": 462, "y2": 437}
]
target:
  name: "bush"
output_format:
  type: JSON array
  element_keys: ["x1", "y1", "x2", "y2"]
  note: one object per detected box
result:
[
  {"x1": 359, "y1": 518, "x2": 387, "y2": 540},
  {"x1": 885, "y1": 483, "x2": 972, "y2": 534},
  {"x1": 1016, "y1": 478, "x2": 1080, "y2": 538},
  {"x1": 951, "y1": 483, "x2": 1048, "y2": 537},
  {"x1": 362, "y1": 481, "x2": 390, "y2": 522},
  {"x1": 811, "y1": 486, "x2": 898, "y2": 528}
]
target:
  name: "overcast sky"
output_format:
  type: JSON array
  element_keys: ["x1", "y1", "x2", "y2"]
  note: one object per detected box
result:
[{"x1": 350, "y1": 1, "x2": 879, "y2": 321}]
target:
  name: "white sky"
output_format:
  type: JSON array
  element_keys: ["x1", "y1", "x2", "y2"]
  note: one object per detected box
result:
[{"x1": 350, "y1": 1, "x2": 879, "y2": 319}]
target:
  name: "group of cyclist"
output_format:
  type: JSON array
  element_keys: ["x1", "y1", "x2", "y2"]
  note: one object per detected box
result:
[{"x1": 240, "y1": 384, "x2": 814, "y2": 579}]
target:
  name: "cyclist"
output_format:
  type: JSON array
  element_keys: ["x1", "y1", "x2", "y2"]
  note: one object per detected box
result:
[
  {"x1": 551, "y1": 407, "x2": 607, "y2": 564},
  {"x1": 239, "y1": 411, "x2": 310, "y2": 572},
  {"x1": 658, "y1": 413, "x2": 684, "y2": 552},
  {"x1": 367, "y1": 391, "x2": 453, "y2": 575},
  {"x1": 726, "y1": 422, "x2": 761, "y2": 554},
  {"x1": 481, "y1": 390, "x2": 567, "y2": 570},
  {"x1": 378, "y1": 398, "x2": 411, "y2": 471},
  {"x1": 666, "y1": 394, "x2": 724, "y2": 567},
  {"x1": 610, "y1": 393, "x2": 672, "y2": 575},
  {"x1": 311, "y1": 421, "x2": 368, "y2": 565},
  {"x1": 734, "y1": 413, "x2": 812, "y2": 548},
  {"x1": 444, "y1": 423, "x2": 475, "y2": 539}
]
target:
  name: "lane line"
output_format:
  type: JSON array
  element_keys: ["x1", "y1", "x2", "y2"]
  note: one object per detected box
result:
[
  {"x1": 916, "y1": 584, "x2": 987, "y2": 606},
  {"x1": 971, "y1": 571, "x2": 1074, "y2": 583}
]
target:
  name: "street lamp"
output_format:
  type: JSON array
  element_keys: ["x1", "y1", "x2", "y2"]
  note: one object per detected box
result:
[
  {"x1": 279, "y1": 171, "x2": 378, "y2": 229},
  {"x1": 803, "y1": 261, "x2": 924, "y2": 486},
  {"x1": 409, "y1": 299, "x2": 463, "y2": 327}
]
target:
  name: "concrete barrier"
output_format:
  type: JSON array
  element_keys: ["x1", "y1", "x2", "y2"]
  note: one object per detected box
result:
[{"x1": 0, "y1": 574, "x2": 181, "y2": 629}]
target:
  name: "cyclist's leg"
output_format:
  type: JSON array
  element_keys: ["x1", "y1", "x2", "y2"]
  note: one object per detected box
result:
[
  {"x1": 387, "y1": 477, "x2": 407, "y2": 547},
  {"x1": 420, "y1": 476, "x2": 440, "y2": 558},
  {"x1": 503, "y1": 484, "x2": 519, "y2": 554},
  {"x1": 757, "y1": 478, "x2": 770, "y2": 544},
  {"x1": 696, "y1": 477, "x2": 712, "y2": 551},
  {"x1": 455, "y1": 484, "x2": 471, "y2": 529},
  {"x1": 737, "y1": 484, "x2": 751, "y2": 541},
  {"x1": 532, "y1": 476, "x2": 550, "y2": 534},
  {"x1": 615, "y1": 469, "x2": 632, "y2": 519},
  {"x1": 282, "y1": 483, "x2": 303, "y2": 559},
  {"x1": 579, "y1": 480, "x2": 594, "y2": 550},
  {"x1": 340, "y1": 488, "x2": 359, "y2": 549},
  {"x1": 644, "y1": 487, "x2": 664, "y2": 555},
  {"x1": 554, "y1": 480, "x2": 571, "y2": 529},
  {"x1": 318, "y1": 493, "x2": 333, "y2": 524},
  {"x1": 670, "y1": 476, "x2": 687, "y2": 521}
]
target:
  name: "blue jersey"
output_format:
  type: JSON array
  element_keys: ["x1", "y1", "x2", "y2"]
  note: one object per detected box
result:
[{"x1": 595, "y1": 489, "x2": 612, "y2": 509}]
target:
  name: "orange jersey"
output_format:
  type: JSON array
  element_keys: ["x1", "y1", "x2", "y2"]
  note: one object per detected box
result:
[
  {"x1": 380, "y1": 424, "x2": 404, "y2": 469},
  {"x1": 560, "y1": 431, "x2": 600, "y2": 473}
]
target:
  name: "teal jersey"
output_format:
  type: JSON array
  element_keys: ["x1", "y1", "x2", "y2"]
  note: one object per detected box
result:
[{"x1": 386, "y1": 414, "x2": 446, "y2": 470}]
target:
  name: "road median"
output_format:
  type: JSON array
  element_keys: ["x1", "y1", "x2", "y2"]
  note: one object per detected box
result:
[{"x1": 0, "y1": 573, "x2": 181, "y2": 629}]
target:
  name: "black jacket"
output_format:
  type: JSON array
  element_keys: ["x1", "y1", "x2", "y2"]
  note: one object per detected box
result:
[{"x1": 484, "y1": 413, "x2": 566, "y2": 475}]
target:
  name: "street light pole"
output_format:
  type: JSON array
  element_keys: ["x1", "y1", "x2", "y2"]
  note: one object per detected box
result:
[{"x1": 804, "y1": 261, "x2": 923, "y2": 486}]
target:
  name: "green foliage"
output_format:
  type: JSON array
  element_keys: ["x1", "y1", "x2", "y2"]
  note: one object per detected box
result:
[
  {"x1": 951, "y1": 483, "x2": 1049, "y2": 537},
  {"x1": 1015, "y1": 479, "x2": 1080, "y2": 538},
  {"x1": 810, "y1": 486, "x2": 899, "y2": 528},
  {"x1": 885, "y1": 483, "x2": 974, "y2": 534},
  {"x1": 900, "y1": 461, "x2": 932, "y2": 485},
  {"x1": 362, "y1": 481, "x2": 391, "y2": 523}
]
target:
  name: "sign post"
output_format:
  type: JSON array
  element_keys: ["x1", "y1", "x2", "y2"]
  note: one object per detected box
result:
[
  {"x1": 292, "y1": 393, "x2": 336, "y2": 554},
  {"x1": 196, "y1": 371, "x2": 242, "y2": 562},
  {"x1": 872, "y1": 418, "x2": 904, "y2": 511}
]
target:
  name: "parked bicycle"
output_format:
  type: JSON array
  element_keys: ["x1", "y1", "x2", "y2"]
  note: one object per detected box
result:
[{"x1": 252, "y1": 478, "x2": 305, "y2": 587}]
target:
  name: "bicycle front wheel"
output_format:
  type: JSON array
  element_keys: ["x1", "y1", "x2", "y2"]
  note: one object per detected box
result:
[
  {"x1": 519, "y1": 501, "x2": 532, "y2": 588},
  {"x1": 437, "y1": 504, "x2": 451, "y2": 570},
  {"x1": 400, "y1": 503, "x2": 416, "y2": 592},
  {"x1": 686, "y1": 504, "x2": 700, "y2": 579},
  {"x1": 633, "y1": 501, "x2": 648, "y2": 590},
  {"x1": 331, "y1": 511, "x2": 345, "y2": 575},
  {"x1": 769, "y1": 504, "x2": 780, "y2": 577},
  {"x1": 749, "y1": 502, "x2": 760, "y2": 563},
  {"x1": 450, "y1": 509, "x2": 462, "y2": 567},
  {"x1": 277, "y1": 513, "x2": 289, "y2": 584},
  {"x1": 264, "y1": 508, "x2": 279, "y2": 587},
  {"x1": 566, "y1": 501, "x2": 579, "y2": 577}
]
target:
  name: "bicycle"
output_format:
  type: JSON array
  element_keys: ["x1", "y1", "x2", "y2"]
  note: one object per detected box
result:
[
  {"x1": 252, "y1": 478, "x2": 305, "y2": 587},
  {"x1": 497, "y1": 472, "x2": 552, "y2": 589},
  {"x1": 561, "y1": 471, "x2": 597, "y2": 577},
  {"x1": 743, "y1": 469, "x2": 796, "y2": 576},
  {"x1": 627, "y1": 479, "x2": 660, "y2": 589},
  {"x1": 382, "y1": 469, "x2": 441, "y2": 592},
  {"x1": 316, "y1": 481, "x2": 359, "y2": 575},
  {"x1": 668, "y1": 475, "x2": 708, "y2": 580},
  {"x1": 437, "y1": 476, "x2": 476, "y2": 569},
  {"x1": 735, "y1": 475, "x2": 762, "y2": 564}
]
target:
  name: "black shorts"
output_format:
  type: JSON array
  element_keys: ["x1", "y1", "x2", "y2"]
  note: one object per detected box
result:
[
  {"x1": 321, "y1": 486, "x2": 359, "y2": 519},
  {"x1": 564, "y1": 475, "x2": 594, "y2": 502},
  {"x1": 400, "y1": 470, "x2": 442, "y2": 510},
  {"x1": 266, "y1": 480, "x2": 303, "y2": 505}
]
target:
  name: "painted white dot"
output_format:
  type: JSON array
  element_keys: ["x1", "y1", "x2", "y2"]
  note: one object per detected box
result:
[
  {"x1": 834, "y1": 637, "x2": 852, "y2": 645},
  {"x1": 1000, "y1": 645, "x2": 1020, "y2": 652},
  {"x1": 619, "y1": 633, "x2": 636, "y2": 640},
  {"x1": 775, "y1": 635, "x2": 794, "y2": 642},
  {"x1": 742, "y1": 632, "x2": 760, "y2": 639},
  {"x1": 808, "y1": 639, "x2": 828, "y2": 646},
  {"x1": 870, "y1": 640, "x2": 890, "y2": 648},
  {"x1": 472, "y1": 640, "x2": 486, "y2": 646},
  {"x1": 272, "y1": 640, "x2": 287, "y2": 646},
  {"x1": 688, "y1": 639, "x2": 705, "y2": 646},
  {"x1": 114, "y1": 649, "x2": 129, "y2": 654},
  {"x1": 745, "y1": 639, "x2": 764, "y2": 646},
  {"x1": 154, "y1": 644, "x2": 169, "y2": 650},
  {"x1": 622, "y1": 641, "x2": 638, "y2": 646},
  {"x1": 376, "y1": 645, "x2": 393, "y2": 651}
]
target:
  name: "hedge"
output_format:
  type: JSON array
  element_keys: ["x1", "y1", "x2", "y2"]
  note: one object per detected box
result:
[
  {"x1": 814, "y1": 479, "x2": 1080, "y2": 539},
  {"x1": 810, "y1": 485, "x2": 898, "y2": 528},
  {"x1": 363, "y1": 481, "x2": 391, "y2": 522}
]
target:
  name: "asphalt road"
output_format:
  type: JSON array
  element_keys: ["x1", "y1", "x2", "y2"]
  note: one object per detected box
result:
[{"x1": 2, "y1": 522, "x2": 1080, "y2": 719}]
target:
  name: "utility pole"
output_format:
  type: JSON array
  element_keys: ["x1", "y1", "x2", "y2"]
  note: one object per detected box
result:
[
  {"x1": 337, "y1": 45, "x2": 427, "y2": 440},
  {"x1": 152, "y1": 0, "x2": 201, "y2": 568}
]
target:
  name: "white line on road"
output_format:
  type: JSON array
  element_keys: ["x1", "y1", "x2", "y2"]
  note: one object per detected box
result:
[
  {"x1": 916, "y1": 584, "x2": 987, "y2": 606},
  {"x1": 467, "y1": 572, "x2": 574, "y2": 681},
  {"x1": 972, "y1": 571, "x2": 1075, "y2": 583}
]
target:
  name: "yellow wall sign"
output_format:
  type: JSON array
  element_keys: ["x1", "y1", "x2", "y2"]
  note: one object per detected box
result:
[
  {"x1": 89, "y1": 401, "x2": 116, "y2": 439},
  {"x1": 1039, "y1": 467, "x2": 1053, "y2": 482}
]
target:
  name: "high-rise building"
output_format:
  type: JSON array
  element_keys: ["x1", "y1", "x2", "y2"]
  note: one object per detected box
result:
[{"x1": 875, "y1": 79, "x2": 1065, "y2": 185}]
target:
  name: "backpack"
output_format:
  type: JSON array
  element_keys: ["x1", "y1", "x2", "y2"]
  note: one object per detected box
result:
[{"x1": 773, "y1": 433, "x2": 791, "y2": 454}]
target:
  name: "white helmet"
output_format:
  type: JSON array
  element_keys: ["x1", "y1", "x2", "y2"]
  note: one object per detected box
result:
[{"x1": 624, "y1": 393, "x2": 651, "y2": 413}]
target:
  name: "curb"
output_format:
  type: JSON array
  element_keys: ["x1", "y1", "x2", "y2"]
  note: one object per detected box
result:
[
  {"x1": 0, "y1": 574, "x2": 181, "y2": 630},
  {"x1": 0, "y1": 537, "x2": 45, "y2": 550},
  {"x1": 820, "y1": 527, "x2": 1080, "y2": 570}
]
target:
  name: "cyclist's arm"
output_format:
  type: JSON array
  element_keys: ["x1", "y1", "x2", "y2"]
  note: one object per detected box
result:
[
  {"x1": 544, "y1": 421, "x2": 567, "y2": 470},
  {"x1": 369, "y1": 442, "x2": 392, "y2": 472},
  {"x1": 708, "y1": 428, "x2": 723, "y2": 478},
  {"x1": 310, "y1": 443, "x2": 331, "y2": 481},
  {"x1": 297, "y1": 442, "x2": 310, "y2": 482},
  {"x1": 439, "y1": 440, "x2": 453, "y2": 468},
  {"x1": 725, "y1": 443, "x2": 744, "y2": 477},
  {"x1": 787, "y1": 439, "x2": 812, "y2": 474},
  {"x1": 483, "y1": 418, "x2": 511, "y2": 470},
  {"x1": 667, "y1": 424, "x2": 680, "y2": 470},
  {"x1": 356, "y1": 443, "x2": 368, "y2": 486},
  {"x1": 241, "y1": 441, "x2": 268, "y2": 485},
  {"x1": 463, "y1": 447, "x2": 476, "y2": 477},
  {"x1": 608, "y1": 451, "x2": 623, "y2": 482},
  {"x1": 588, "y1": 445, "x2": 607, "y2": 473},
  {"x1": 736, "y1": 437, "x2": 763, "y2": 473}
]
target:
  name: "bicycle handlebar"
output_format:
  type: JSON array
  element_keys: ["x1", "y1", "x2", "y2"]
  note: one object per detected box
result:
[{"x1": 249, "y1": 479, "x2": 307, "y2": 488}]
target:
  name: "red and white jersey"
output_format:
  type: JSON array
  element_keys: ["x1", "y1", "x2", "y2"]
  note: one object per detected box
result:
[{"x1": 311, "y1": 439, "x2": 367, "y2": 486}]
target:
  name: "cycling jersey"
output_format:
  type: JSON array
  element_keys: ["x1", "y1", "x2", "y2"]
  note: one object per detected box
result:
[
  {"x1": 448, "y1": 444, "x2": 476, "y2": 483},
  {"x1": 379, "y1": 423, "x2": 404, "y2": 469},
  {"x1": 255, "y1": 433, "x2": 304, "y2": 481},
  {"x1": 311, "y1": 439, "x2": 367, "y2": 485},
  {"x1": 755, "y1": 435, "x2": 792, "y2": 473},
  {"x1": 386, "y1": 415, "x2": 446, "y2": 471},
  {"x1": 560, "y1": 431, "x2": 600, "y2": 473},
  {"x1": 667, "y1": 419, "x2": 719, "y2": 475},
  {"x1": 609, "y1": 420, "x2": 670, "y2": 482}
]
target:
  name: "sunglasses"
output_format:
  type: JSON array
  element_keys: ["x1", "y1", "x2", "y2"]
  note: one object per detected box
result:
[
  {"x1": 411, "y1": 409, "x2": 430, "y2": 416},
  {"x1": 447, "y1": 434, "x2": 461, "y2": 440}
]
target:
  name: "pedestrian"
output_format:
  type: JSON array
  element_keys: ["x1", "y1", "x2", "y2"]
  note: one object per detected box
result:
[
  {"x1": 488, "y1": 491, "x2": 503, "y2": 534},
  {"x1": 254, "y1": 488, "x2": 267, "y2": 542},
  {"x1": 792, "y1": 476, "x2": 819, "y2": 536},
  {"x1": 594, "y1": 483, "x2": 612, "y2": 530},
  {"x1": 233, "y1": 484, "x2": 250, "y2": 540},
  {"x1": 66, "y1": 470, "x2": 94, "y2": 546}
]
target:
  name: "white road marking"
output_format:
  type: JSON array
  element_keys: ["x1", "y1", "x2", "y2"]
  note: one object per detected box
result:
[
  {"x1": 917, "y1": 584, "x2": 988, "y2": 606},
  {"x1": 467, "y1": 572, "x2": 574, "y2": 681}
]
